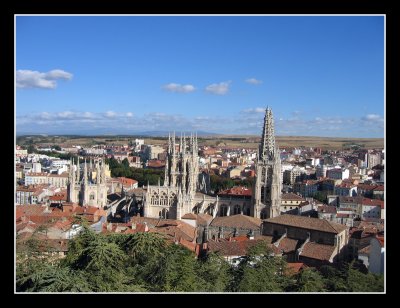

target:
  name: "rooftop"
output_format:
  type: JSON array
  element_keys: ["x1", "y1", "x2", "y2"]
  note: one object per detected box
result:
[
  {"x1": 210, "y1": 214, "x2": 262, "y2": 230},
  {"x1": 265, "y1": 214, "x2": 347, "y2": 234},
  {"x1": 300, "y1": 242, "x2": 336, "y2": 261}
]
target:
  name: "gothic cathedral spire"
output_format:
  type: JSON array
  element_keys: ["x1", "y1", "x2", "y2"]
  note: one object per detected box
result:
[
  {"x1": 252, "y1": 106, "x2": 281, "y2": 219},
  {"x1": 259, "y1": 106, "x2": 276, "y2": 161}
]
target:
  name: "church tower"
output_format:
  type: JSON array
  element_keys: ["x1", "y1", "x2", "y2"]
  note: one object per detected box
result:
[
  {"x1": 67, "y1": 157, "x2": 109, "y2": 208},
  {"x1": 252, "y1": 107, "x2": 282, "y2": 219}
]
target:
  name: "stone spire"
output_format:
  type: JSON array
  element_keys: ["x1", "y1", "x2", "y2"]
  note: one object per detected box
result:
[
  {"x1": 76, "y1": 159, "x2": 80, "y2": 183},
  {"x1": 168, "y1": 132, "x2": 172, "y2": 154},
  {"x1": 83, "y1": 159, "x2": 88, "y2": 185},
  {"x1": 259, "y1": 106, "x2": 276, "y2": 161}
]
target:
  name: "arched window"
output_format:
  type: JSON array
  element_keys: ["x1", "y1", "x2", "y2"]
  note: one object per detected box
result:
[
  {"x1": 234, "y1": 204, "x2": 241, "y2": 215},
  {"x1": 90, "y1": 193, "x2": 95, "y2": 200},
  {"x1": 161, "y1": 208, "x2": 169, "y2": 219},
  {"x1": 152, "y1": 192, "x2": 159, "y2": 205},
  {"x1": 260, "y1": 209, "x2": 268, "y2": 220},
  {"x1": 161, "y1": 192, "x2": 167, "y2": 205},
  {"x1": 220, "y1": 205, "x2": 228, "y2": 217}
]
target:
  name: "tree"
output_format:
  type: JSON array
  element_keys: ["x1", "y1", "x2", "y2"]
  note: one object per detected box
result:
[
  {"x1": 18, "y1": 265, "x2": 91, "y2": 292},
  {"x1": 230, "y1": 242, "x2": 289, "y2": 292},
  {"x1": 296, "y1": 268, "x2": 327, "y2": 292},
  {"x1": 124, "y1": 232, "x2": 166, "y2": 265},
  {"x1": 154, "y1": 244, "x2": 202, "y2": 292},
  {"x1": 27, "y1": 144, "x2": 36, "y2": 154},
  {"x1": 195, "y1": 253, "x2": 232, "y2": 292},
  {"x1": 122, "y1": 158, "x2": 130, "y2": 169},
  {"x1": 346, "y1": 262, "x2": 384, "y2": 292}
]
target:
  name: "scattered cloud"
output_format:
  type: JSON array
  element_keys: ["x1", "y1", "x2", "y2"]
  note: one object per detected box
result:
[
  {"x1": 242, "y1": 107, "x2": 265, "y2": 114},
  {"x1": 162, "y1": 83, "x2": 195, "y2": 93},
  {"x1": 16, "y1": 69, "x2": 73, "y2": 89},
  {"x1": 205, "y1": 81, "x2": 231, "y2": 95},
  {"x1": 245, "y1": 78, "x2": 263, "y2": 85},
  {"x1": 16, "y1": 110, "x2": 384, "y2": 137},
  {"x1": 105, "y1": 111, "x2": 117, "y2": 118},
  {"x1": 362, "y1": 114, "x2": 384, "y2": 122}
]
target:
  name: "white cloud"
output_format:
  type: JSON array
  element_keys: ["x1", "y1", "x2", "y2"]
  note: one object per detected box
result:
[
  {"x1": 57, "y1": 111, "x2": 75, "y2": 119},
  {"x1": 105, "y1": 111, "x2": 117, "y2": 118},
  {"x1": 245, "y1": 78, "x2": 262, "y2": 85},
  {"x1": 205, "y1": 81, "x2": 231, "y2": 95},
  {"x1": 162, "y1": 83, "x2": 196, "y2": 93},
  {"x1": 16, "y1": 110, "x2": 384, "y2": 137},
  {"x1": 242, "y1": 107, "x2": 265, "y2": 113},
  {"x1": 16, "y1": 69, "x2": 73, "y2": 89},
  {"x1": 362, "y1": 114, "x2": 383, "y2": 122}
]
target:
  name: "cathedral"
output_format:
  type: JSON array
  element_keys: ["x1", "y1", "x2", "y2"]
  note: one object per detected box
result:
[
  {"x1": 143, "y1": 106, "x2": 282, "y2": 220},
  {"x1": 67, "y1": 158, "x2": 109, "y2": 208}
]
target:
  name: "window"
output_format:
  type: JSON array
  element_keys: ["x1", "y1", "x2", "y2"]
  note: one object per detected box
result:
[
  {"x1": 260, "y1": 209, "x2": 268, "y2": 219},
  {"x1": 234, "y1": 205, "x2": 241, "y2": 215}
]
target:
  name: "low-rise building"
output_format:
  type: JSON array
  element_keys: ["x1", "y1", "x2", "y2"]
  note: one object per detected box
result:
[
  {"x1": 263, "y1": 214, "x2": 349, "y2": 266},
  {"x1": 280, "y1": 193, "x2": 306, "y2": 214}
]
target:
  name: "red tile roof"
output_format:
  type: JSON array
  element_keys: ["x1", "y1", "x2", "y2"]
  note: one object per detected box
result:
[
  {"x1": 207, "y1": 238, "x2": 271, "y2": 257},
  {"x1": 116, "y1": 177, "x2": 138, "y2": 186},
  {"x1": 281, "y1": 193, "x2": 305, "y2": 201},
  {"x1": 318, "y1": 205, "x2": 337, "y2": 214},
  {"x1": 300, "y1": 242, "x2": 336, "y2": 261},
  {"x1": 218, "y1": 186, "x2": 252, "y2": 197},
  {"x1": 285, "y1": 262, "x2": 306, "y2": 275},
  {"x1": 277, "y1": 238, "x2": 299, "y2": 253},
  {"x1": 210, "y1": 214, "x2": 262, "y2": 230},
  {"x1": 181, "y1": 213, "x2": 198, "y2": 220},
  {"x1": 361, "y1": 198, "x2": 384, "y2": 207},
  {"x1": 265, "y1": 214, "x2": 347, "y2": 234},
  {"x1": 196, "y1": 213, "x2": 214, "y2": 226}
]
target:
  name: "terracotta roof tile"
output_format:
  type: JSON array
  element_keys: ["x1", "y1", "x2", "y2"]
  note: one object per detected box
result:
[
  {"x1": 281, "y1": 193, "x2": 306, "y2": 201},
  {"x1": 181, "y1": 213, "x2": 197, "y2": 220},
  {"x1": 210, "y1": 214, "x2": 262, "y2": 230},
  {"x1": 207, "y1": 238, "x2": 270, "y2": 257},
  {"x1": 265, "y1": 214, "x2": 347, "y2": 234},
  {"x1": 196, "y1": 213, "x2": 213, "y2": 226},
  {"x1": 285, "y1": 262, "x2": 306, "y2": 275},
  {"x1": 300, "y1": 242, "x2": 336, "y2": 261},
  {"x1": 218, "y1": 186, "x2": 252, "y2": 197},
  {"x1": 277, "y1": 238, "x2": 299, "y2": 253}
]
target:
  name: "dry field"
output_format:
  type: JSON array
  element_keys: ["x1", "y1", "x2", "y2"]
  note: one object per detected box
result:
[{"x1": 20, "y1": 135, "x2": 384, "y2": 150}]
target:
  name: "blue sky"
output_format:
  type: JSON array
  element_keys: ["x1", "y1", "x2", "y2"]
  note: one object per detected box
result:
[{"x1": 16, "y1": 15, "x2": 384, "y2": 137}]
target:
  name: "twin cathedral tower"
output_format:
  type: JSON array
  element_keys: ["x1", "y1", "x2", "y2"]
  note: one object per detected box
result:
[{"x1": 66, "y1": 107, "x2": 281, "y2": 220}]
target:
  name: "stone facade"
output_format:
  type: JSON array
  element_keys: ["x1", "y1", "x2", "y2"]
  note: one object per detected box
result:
[
  {"x1": 143, "y1": 107, "x2": 282, "y2": 220},
  {"x1": 252, "y1": 107, "x2": 282, "y2": 219},
  {"x1": 67, "y1": 158, "x2": 109, "y2": 208}
]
